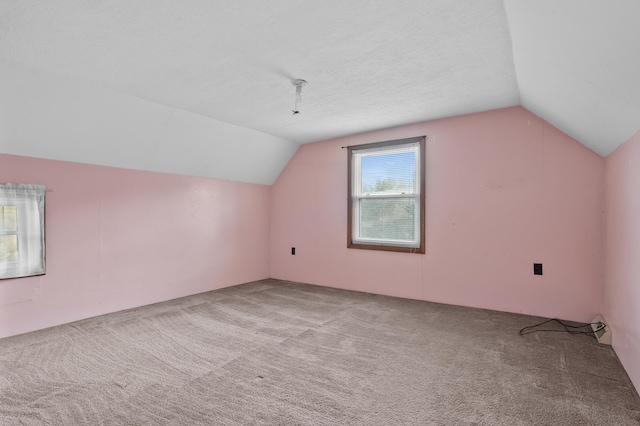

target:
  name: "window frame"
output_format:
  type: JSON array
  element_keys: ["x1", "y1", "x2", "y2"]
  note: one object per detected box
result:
[
  {"x1": 0, "y1": 184, "x2": 46, "y2": 280},
  {"x1": 347, "y1": 136, "x2": 426, "y2": 254}
]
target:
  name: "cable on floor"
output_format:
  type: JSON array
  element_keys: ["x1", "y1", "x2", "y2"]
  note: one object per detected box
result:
[{"x1": 519, "y1": 318, "x2": 605, "y2": 339}]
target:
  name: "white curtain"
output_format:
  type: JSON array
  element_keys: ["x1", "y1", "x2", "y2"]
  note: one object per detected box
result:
[{"x1": 0, "y1": 183, "x2": 46, "y2": 279}]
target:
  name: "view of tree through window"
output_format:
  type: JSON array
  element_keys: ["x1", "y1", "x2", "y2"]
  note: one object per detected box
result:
[
  {"x1": 359, "y1": 151, "x2": 416, "y2": 241},
  {"x1": 359, "y1": 198, "x2": 415, "y2": 241}
]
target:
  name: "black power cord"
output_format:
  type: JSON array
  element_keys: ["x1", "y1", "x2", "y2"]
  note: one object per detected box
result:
[{"x1": 519, "y1": 318, "x2": 605, "y2": 339}]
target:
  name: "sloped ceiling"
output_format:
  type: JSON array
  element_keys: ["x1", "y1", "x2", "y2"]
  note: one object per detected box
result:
[
  {"x1": 1, "y1": 1, "x2": 639, "y2": 184},
  {"x1": 504, "y1": 0, "x2": 640, "y2": 157}
]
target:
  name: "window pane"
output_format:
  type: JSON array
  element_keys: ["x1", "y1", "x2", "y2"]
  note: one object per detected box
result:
[
  {"x1": 359, "y1": 198, "x2": 416, "y2": 241},
  {"x1": 0, "y1": 206, "x2": 18, "y2": 232},
  {"x1": 361, "y1": 151, "x2": 415, "y2": 194},
  {"x1": 0, "y1": 234, "x2": 19, "y2": 263}
]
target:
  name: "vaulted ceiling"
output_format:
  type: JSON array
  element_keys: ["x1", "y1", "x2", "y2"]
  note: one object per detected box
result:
[{"x1": 1, "y1": 1, "x2": 639, "y2": 184}]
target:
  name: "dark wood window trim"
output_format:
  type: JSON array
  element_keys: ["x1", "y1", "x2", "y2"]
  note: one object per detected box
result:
[{"x1": 347, "y1": 136, "x2": 425, "y2": 254}]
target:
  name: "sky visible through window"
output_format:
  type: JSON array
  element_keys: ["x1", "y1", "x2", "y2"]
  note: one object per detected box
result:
[{"x1": 361, "y1": 151, "x2": 415, "y2": 192}]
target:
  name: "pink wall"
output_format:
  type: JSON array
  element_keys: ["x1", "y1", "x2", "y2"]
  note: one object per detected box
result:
[
  {"x1": 604, "y1": 130, "x2": 640, "y2": 391},
  {"x1": 270, "y1": 107, "x2": 604, "y2": 321},
  {"x1": 3, "y1": 107, "x2": 632, "y2": 384},
  {"x1": 0, "y1": 154, "x2": 270, "y2": 338}
]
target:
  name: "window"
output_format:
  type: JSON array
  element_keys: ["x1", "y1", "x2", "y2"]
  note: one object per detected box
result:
[
  {"x1": 0, "y1": 184, "x2": 46, "y2": 279},
  {"x1": 348, "y1": 136, "x2": 425, "y2": 253}
]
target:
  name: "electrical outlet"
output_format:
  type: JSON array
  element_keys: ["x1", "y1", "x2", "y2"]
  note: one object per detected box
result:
[
  {"x1": 533, "y1": 263, "x2": 543, "y2": 275},
  {"x1": 591, "y1": 314, "x2": 611, "y2": 345},
  {"x1": 291, "y1": 247, "x2": 295, "y2": 255}
]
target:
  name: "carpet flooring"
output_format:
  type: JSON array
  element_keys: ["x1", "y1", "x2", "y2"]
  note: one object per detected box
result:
[{"x1": 0, "y1": 279, "x2": 639, "y2": 425}]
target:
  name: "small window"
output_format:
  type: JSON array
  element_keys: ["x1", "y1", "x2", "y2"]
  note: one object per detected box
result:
[
  {"x1": 347, "y1": 136, "x2": 425, "y2": 253},
  {"x1": 0, "y1": 184, "x2": 46, "y2": 279}
]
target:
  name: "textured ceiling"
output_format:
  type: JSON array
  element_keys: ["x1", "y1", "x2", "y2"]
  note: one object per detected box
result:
[
  {"x1": 1, "y1": 1, "x2": 639, "y2": 183},
  {"x1": 0, "y1": 0, "x2": 518, "y2": 143}
]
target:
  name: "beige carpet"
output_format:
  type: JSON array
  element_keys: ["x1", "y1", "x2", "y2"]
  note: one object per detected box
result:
[{"x1": 0, "y1": 279, "x2": 639, "y2": 425}]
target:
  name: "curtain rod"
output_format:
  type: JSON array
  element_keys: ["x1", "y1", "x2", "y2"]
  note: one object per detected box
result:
[{"x1": 341, "y1": 135, "x2": 427, "y2": 149}]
